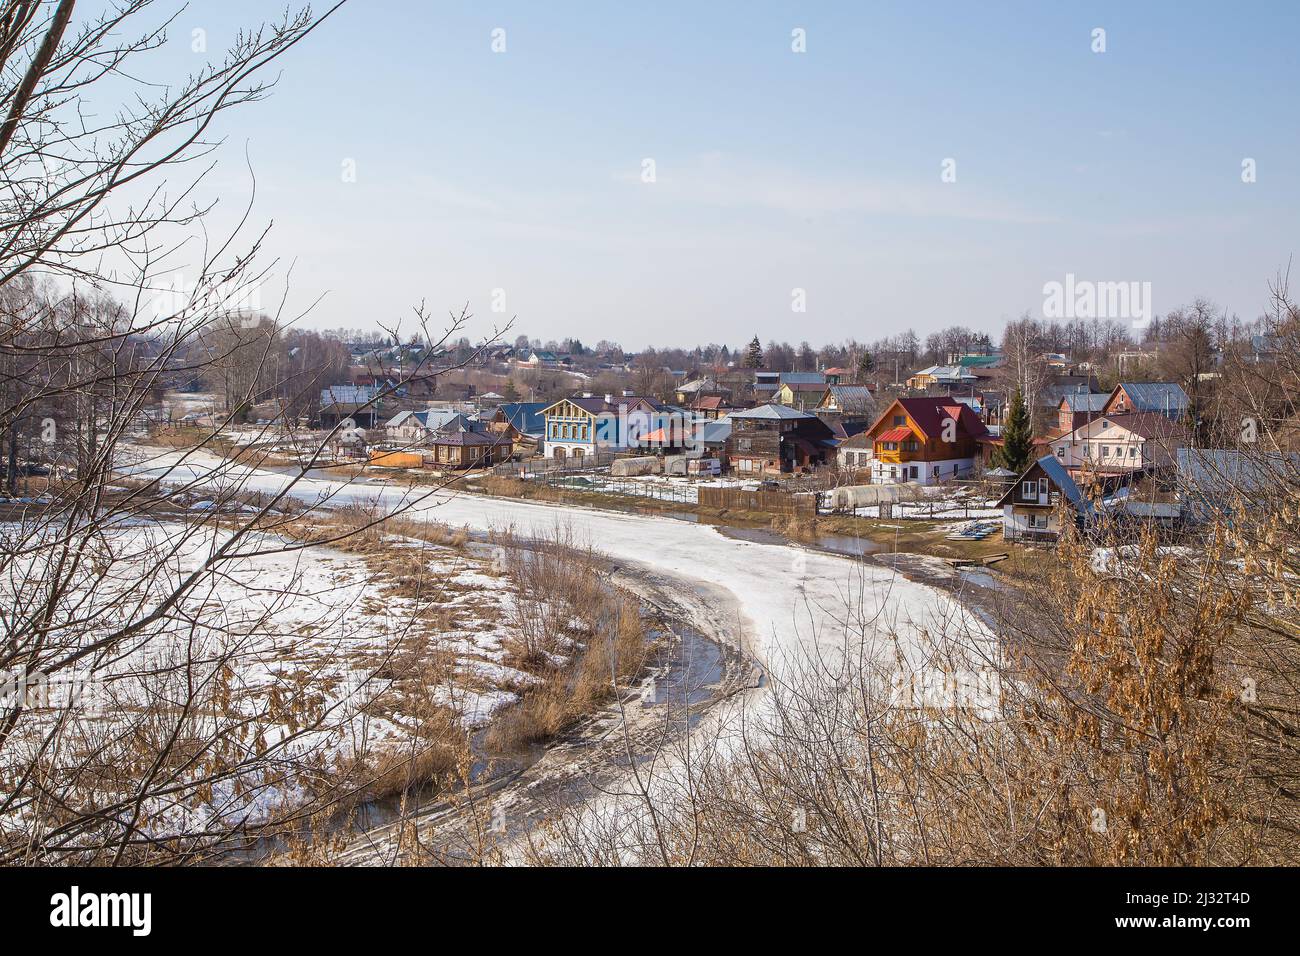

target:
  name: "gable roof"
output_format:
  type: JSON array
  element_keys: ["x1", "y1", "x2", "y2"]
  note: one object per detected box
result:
[
  {"x1": 321, "y1": 384, "x2": 378, "y2": 407},
  {"x1": 1059, "y1": 392, "x2": 1107, "y2": 413},
  {"x1": 1038, "y1": 383, "x2": 1097, "y2": 408},
  {"x1": 1111, "y1": 382, "x2": 1190, "y2": 413},
  {"x1": 495, "y1": 402, "x2": 547, "y2": 436},
  {"x1": 996, "y1": 455, "x2": 1094, "y2": 515},
  {"x1": 729, "y1": 402, "x2": 815, "y2": 421},
  {"x1": 871, "y1": 396, "x2": 990, "y2": 442},
  {"x1": 436, "y1": 414, "x2": 481, "y2": 434},
  {"x1": 676, "y1": 377, "x2": 718, "y2": 394},
  {"x1": 431, "y1": 429, "x2": 497, "y2": 446},
  {"x1": 821, "y1": 385, "x2": 876, "y2": 413},
  {"x1": 384, "y1": 407, "x2": 461, "y2": 431},
  {"x1": 541, "y1": 394, "x2": 663, "y2": 416},
  {"x1": 1057, "y1": 412, "x2": 1188, "y2": 443},
  {"x1": 698, "y1": 419, "x2": 732, "y2": 444}
]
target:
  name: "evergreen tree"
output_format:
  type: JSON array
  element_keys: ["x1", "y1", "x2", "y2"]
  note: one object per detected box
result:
[
  {"x1": 997, "y1": 387, "x2": 1034, "y2": 474},
  {"x1": 742, "y1": 336, "x2": 764, "y2": 368},
  {"x1": 856, "y1": 350, "x2": 875, "y2": 378}
]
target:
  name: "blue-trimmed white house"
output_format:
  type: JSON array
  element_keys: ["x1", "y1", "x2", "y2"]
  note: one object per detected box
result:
[{"x1": 540, "y1": 393, "x2": 666, "y2": 460}]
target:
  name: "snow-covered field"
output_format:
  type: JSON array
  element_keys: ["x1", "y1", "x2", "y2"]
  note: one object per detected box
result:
[
  {"x1": 121, "y1": 446, "x2": 992, "y2": 685},
  {"x1": 0, "y1": 513, "x2": 560, "y2": 833}
]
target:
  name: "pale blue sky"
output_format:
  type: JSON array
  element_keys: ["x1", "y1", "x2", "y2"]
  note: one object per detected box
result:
[{"x1": 135, "y1": 1, "x2": 1300, "y2": 347}]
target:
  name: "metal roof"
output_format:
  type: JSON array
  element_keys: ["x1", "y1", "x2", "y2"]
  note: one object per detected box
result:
[
  {"x1": 1061, "y1": 392, "x2": 1107, "y2": 412},
  {"x1": 997, "y1": 455, "x2": 1094, "y2": 516},
  {"x1": 1116, "y1": 382, "x2": 1189, "y2": 412},
  {"x1": 824, "y1": 385, "x2": 876, "y2": 412},
  {"x1": 496, "y1": 402, "x2": 547, "y2": 436},
  {"x1": 778, "y1": 372, "x2": 826, "y2": 385},
  {"x1": 729, "y1": 403, "x2": 815, "y2": 420}
]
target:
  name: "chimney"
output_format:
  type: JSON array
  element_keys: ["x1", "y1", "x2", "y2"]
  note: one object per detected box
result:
[{"x1": 604, "y1": 393, "x2": 614, "y2": 404}]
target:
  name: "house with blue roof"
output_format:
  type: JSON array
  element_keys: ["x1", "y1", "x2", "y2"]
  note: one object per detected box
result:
[
  {"x1": 1102, "y1": 382, "x2": 1190, "y2": 420},
  {"x1": 997, "y1": 454, "x2": 1094, "y2": 542},
  {"x1": 491, "y1": 402, "x2": 548, "y2": 456}
]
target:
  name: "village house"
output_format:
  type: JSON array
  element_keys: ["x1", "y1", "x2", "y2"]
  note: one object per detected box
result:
[
  {"x1": 674, "y1": 376, "x2": 730, "y2": 406},
  {"x1": 1102, "y1": 382, "x2": 1190, "y2": 420},
  {"x1": 816, "y1": 384, "x2": 877, "y2": 425},
  {"x1": 424, "y1": 428, "x2": 512, "y2": 470},
  {"x1": 725, "y1": 404, "x2": 835, "y2": 475},
  {"x1": 524, "y1": 349, "x2": 561, "y2": 368},
  {"x1": 319, "y1": 385, "x2": 380, "y2": 429},
  {"x1": 1047, "y1": 412, "x2": 1187, "y2": 475},
  {"x1": 688, "y1": 394, "x2": 731, "y2": 419},
  {"x1": 1056, "y1": 391, "x2": 1108, "y2": 431},
  {"x1": 997, "y1": 455, "x2": 1093, "y2": 543},
  {"x1": 490, "y1": 402, "x2": 547, "y2": 456},
  {"x1": 752, "y1": 369, "x2": 782, "y2": 401},
  {"x1": 540, "y1": 393, "x2": 665, "y2": 460},
  {"x1": 775, "y1": 372, "x2": 828, "y2": 410},
  {"x1": 837, "y1": 430, "x2": 874, "y2": 473},
  {"x1": 905, "y1": 365, "x2": 978, "y2": 390},
  {"x1": 382, "y1": 407, "x2": 463, "y2": 446},
  {"x1": 861, "y1": 396, "x2": 991, "y2": 485}
]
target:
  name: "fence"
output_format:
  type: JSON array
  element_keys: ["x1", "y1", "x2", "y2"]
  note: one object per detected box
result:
[
  {"x1": 697, "y1": 485, "x2": 817, "y2": 517},
  {"x1": 493, "y1": 450, "x2": 621, "y2": 478}
]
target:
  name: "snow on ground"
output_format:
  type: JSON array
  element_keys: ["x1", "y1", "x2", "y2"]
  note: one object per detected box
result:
[
  {"x1": 1, "y1": 512, "x2": 547, "y2": 833},
  {"x1": 122, "y1": 446, "x2": 994, "y2": 684}
]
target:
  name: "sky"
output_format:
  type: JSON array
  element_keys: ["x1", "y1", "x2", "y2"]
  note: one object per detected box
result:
[{"x1": 114, "y1": 0, "x2": 1300, "y2": 349}]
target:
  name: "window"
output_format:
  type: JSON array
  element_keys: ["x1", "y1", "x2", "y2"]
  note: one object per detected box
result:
[
  {"x1": 1022, "y1": 481, "x2": 1035, "y2": 498},
  {"x1": 1083, "y1": 444, "x2": 1091, "y2": 458},
  {"x1": 1101, "y1": 446, "x2": 1110, "y2": 457},
  {"x1": 932, "y1": 466, "x2": 939, "y2": 477},
  {"x1": 1038, "y1": 478, "x2": 1048, "y2": 498},
  {"x1": 1128, "y1": 446, "x2": 1136, "y2": 458},
  {"x1": 1056, "y1": 446, "x2": 1065, "y2": 458}
]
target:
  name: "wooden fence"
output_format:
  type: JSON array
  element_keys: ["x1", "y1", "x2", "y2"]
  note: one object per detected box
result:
[{"x1": 697, "y1": 485, "x2": 817, "y2": 517}]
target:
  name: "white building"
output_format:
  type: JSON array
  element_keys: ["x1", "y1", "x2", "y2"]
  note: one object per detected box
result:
[{"x1": 1047, "y1": 413, "x2": 1185, "y2": 474}]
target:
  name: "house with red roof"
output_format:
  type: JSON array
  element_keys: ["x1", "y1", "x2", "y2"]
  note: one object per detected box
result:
[{"x1": 861, "y1": 396, "x2": 991, "y2": 485}]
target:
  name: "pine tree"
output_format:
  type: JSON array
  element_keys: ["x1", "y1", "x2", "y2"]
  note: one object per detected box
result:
[
  {"x1": 997, "y1": 387, "x2": 1034, "y2": 474},
  {"x1": 856, "y1": 350, "x2": 875, "y2": 378},
  {"x1": 742, "y1": 336, "x2": 764, "y2": 368}
]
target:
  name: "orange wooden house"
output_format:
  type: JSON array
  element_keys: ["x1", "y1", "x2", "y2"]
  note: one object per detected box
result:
[{"x1": 861, "y1": 396, "x2": 991, "y2": 485}]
